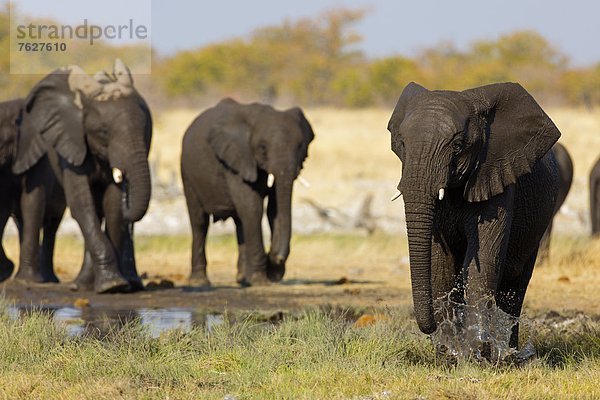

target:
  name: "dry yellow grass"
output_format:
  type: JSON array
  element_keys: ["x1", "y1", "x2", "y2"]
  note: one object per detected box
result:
[
  {"x1": 547, "y1": 107, "x2": 600, "y2": 211},
  {"x1": 151, "y1": 106, "x2": 600, "y2": 212},
  {"x1": 3, "y1": 106, "x2": 599, "y2": 312},
  {"x1": 151, "y1": 107, "x2": 399, "y2": 207}
]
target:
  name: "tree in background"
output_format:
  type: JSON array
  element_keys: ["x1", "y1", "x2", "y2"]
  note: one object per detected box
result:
[
  {"x1": 1, "y1": 6, "x2": 600, "y2": 108},
  {"x1": 160, "y1": 9, "x2": 368, "y2": 105}
]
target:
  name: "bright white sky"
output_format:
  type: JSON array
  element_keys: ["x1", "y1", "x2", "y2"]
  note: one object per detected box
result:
[{"x1": 10, "y1": 0, "x2": 600, "y2": 66}]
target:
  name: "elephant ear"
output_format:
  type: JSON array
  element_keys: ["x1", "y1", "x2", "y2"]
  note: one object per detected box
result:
[
  {"x1": 387, "y1": 82, "x2": 428, "y2": 134},
  {"x1": 207, "y1": 120, "x2": 257, "y2": 183},
  {"x1": 286, "y1": 107, "x2": 315, "y2": 144},
  {"x1": 13, "y1": 69, "x2": 87, "y2": 174},
  {"x1": 462, "y1": 82, "x2": 561, "y2": 202}
]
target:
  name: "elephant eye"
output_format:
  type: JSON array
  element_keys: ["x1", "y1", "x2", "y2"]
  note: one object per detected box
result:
[{"x1": 452, "y1": 138, "x2": 463, "y2": 155}]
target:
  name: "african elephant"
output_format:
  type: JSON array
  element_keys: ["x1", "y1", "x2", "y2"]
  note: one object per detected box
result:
[
  {"x1": 0, "y1": 98, "x2": 66, "y2": 283},
  {"x1": 12, "y1": 60, "x2": 152, "y2": 293},
  {"x1": 538, "y1": 143, "x2": 573, "y2": 262},
  {"x1": 387, "y1": 82, "x2": 560, "y2": 354},
  {"x1": 181, "y1": 98, "x2": 314, "y2": 287},
  {"x1": 589, "y1": 155, "x2": 600, "y2": 236}
]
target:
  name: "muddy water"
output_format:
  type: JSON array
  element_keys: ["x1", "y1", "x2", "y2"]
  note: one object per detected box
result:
[{"x1": 9, "y1": 305, "x2": 226, "y2": 338}]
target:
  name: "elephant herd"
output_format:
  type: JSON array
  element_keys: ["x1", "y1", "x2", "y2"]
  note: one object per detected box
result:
[{"x1": 0, "y1": 60, "x2": 598, "y2": 354}]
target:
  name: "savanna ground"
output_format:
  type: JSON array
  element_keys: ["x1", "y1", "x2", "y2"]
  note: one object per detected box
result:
[{"x1": 1, "y1": 107, "x2": 600, "y2": 399}]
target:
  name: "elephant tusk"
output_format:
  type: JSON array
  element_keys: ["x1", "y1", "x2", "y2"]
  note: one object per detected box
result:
[
  {"x1": 267, "y1": 173, "x2": 275, "y2": 188},
  {"x1": 438, "y1": 188, "x2": 445, "y2": 201},
  {"x1": 391, "y1": 190, "x2": 402, "y2": 201},
  {"x1": 112, "y1": 168, "x2": 124, "y2": 184},
  {"x1": 298, "y1": 176, "x2": 311, "y2": 188}
]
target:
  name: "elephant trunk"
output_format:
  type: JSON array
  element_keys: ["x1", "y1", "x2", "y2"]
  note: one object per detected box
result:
[
  {"x1": 267, "y1": 176, "x2": 293, "y2": 281},
  {"x1": 113, "y1": 149, "x2": 151, "y2": 222},
  {"x1": 403, "y1": 190, "x2": 437, "y2": 335}
]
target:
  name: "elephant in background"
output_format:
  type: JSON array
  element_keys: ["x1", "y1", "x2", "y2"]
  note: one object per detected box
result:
[
  {"x1": 181, "y1": 98, "x2": 314, "y2": 287},
  {"x1": 591, "y1": 156, "x2": 600, "y2": 236},
  {"x1": 12, "y1": 60, "x2": 152, "y2": 293},
  {"x1": 538, "y1": 143, "x2": 573, "y2": 263},
  {"x1": 0, "y1": 98, "x2": 66, "y2": 283},
  {"x1": 388, "y1": 82, "x2": 560, "y2": 356}
]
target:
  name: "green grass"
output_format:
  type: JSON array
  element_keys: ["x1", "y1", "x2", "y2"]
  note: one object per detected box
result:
[{"x1": 0, "y1": 305, "x2": 598, "y2": 399}]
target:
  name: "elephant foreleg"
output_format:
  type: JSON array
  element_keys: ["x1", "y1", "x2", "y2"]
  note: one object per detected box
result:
[
  {"x1": 463, "y1": 190, "x2": 513, "y2": 359},
  {"x1": 73, "y1": 186, "x2": 105, "y2": 291},
  {"x1": 103, "y1": 184, "x2": 144, "y2": 291},
  {"x1": 228, "y1": 178, "x2": 268, "y2": 286},
  {"x1": 187, "y1": 205, "x2": 210, "y2": 287},
  {"x1": 63, "y1": 167, "x2": 128, "y2": 293},
  {"x1": 15, "y1": 179, "x2": 45, "y2": 283}
]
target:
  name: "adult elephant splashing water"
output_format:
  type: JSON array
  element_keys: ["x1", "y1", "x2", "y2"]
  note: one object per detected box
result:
[{"x1": 387, "y1": 82, "x2": 560, "y2": 361}]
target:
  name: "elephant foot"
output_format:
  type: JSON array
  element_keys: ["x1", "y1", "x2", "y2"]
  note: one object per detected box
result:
[
  {"x1": 267, "y1": 256, "x2": 286, "y2": 282},
  {"x1": 73, "y1": 266, "x2": 95, "y2": 291},
  {"x1": 120, "y1": 263, "x2": 145, "y2": 292},
  {"x1": 241, "y1": 271, "x2": 270, "y2": 287},
  {"x1": 0, "y1": 258, "x2": 15, "y2": 282},
  {"x1": 94, "y1": 265, "x2": 130, "y2": 294},
  {"x1": 94, "y1": 276, "x2": 130, "y2": 294},
  {"x1": 14, "y1": 266, "x2": 45, "y2": 284},
  {"x1": 189, "y1": 271, "x2": 211, "y2": 288},
  {"x1": 126, "y1": 276, "x2": 145, "y2": 292},
  {"x1": 235, "y1": 270, "x2": 246, "y2": 285},
  {"x1": 41, "y1": 271, "x2": 60, "y2": 284}
]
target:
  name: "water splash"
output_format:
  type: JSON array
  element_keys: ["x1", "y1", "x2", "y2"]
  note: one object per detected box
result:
[{"x1": 430, "y1": 293, "x2": 519, "y2": 363}]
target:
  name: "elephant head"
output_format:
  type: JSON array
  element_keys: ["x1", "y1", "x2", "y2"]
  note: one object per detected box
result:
[
  {"x1": 13, "y1": 60, "x2": 152, "y2": 222},
  {"x1": 0, "y1": 99, "x2": 24, "y2": 169},
  {"x1": 387, "y1": 82, "x2": 560, "y2": 334},
  {"x1": 208, "y1": 99, "x2": 314, "y2": 281}
]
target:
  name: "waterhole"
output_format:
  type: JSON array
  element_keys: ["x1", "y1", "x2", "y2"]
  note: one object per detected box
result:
[{"x1": 7, "y1": 305, "x2": 225, "y2": 338}]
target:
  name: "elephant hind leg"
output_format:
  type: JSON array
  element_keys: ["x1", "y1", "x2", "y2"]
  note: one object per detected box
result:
[
  {"x1": 188, "y1": 205, "x2": 210, "y2": 287},
  {"x1": 536, "y1": 221, "x2": 552, "y2": 265}
]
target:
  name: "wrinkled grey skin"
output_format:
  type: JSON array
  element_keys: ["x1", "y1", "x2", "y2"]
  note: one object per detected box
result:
[
  {"x1": 538, "y1": 143, "x2": 573, "y2": 262},
  {"x1": 181, "y1": 98, "x2": 314, "y2": 287},
  {"x1": 388, "y1": 82, "x2": 560, "y2": 353},
  {"x1": 591, "y1": 156, "x2": 600, "y2": 236},
  {"x1": 13, "y1": 61, "x2": 152, "y2": 293},
  {"x1": 0, "y1": 99, "x2": 25, "y2": 282},
  {"x1": 0, "y1": 98, "x2": 66, "y2": 283}
]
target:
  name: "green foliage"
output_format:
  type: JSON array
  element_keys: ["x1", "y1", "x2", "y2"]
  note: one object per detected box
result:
[
  {"x1": 2, "y1": 6, "x2": 600, "y2": 108},
  {"x1": 0, "y1": 5, "x2": 152, "y2": 99},
  {"x1": 158, "y1": 12, "x2": 587, "y2": 107},
  {"x1": 160, "y1": 8, "x2": 369, "y2": 105},
  {"x1": 369, "y1": 56, "x2": 422, "y2": 104}
]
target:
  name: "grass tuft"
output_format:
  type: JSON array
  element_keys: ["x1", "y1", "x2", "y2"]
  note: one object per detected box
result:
[{"x1": 0, "y1": 304, "x2": 597, "y2": 399}]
